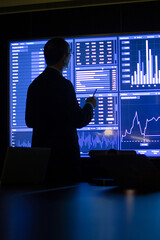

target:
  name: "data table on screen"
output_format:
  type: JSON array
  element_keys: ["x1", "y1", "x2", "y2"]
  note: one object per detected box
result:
[
  {"x1": 75, "y1": 37, "x2": 117, "y2": 66},
  {"x1": 10, "y1": 39, "x2": 73, "y2": 147}
]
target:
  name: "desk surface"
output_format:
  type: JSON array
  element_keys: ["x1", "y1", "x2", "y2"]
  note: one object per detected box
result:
[{"x1": 1, "y1": 183, "x2": 160, "y2": 240}]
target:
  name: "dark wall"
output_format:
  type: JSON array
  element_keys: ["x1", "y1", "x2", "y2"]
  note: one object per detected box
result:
[{"x1": 0, "y1": 1, "x2": 160, "y2": 170}]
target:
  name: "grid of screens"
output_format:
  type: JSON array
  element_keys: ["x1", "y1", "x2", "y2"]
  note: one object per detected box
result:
[{"x1": 10, "y1": 33, "x2": 160, "y2": 157}]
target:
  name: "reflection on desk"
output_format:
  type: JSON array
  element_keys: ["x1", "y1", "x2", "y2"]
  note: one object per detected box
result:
[{"x1": 0, "y1": 183, "x2": 160, "y2": 240}]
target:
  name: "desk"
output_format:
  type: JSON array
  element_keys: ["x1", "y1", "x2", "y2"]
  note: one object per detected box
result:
[{"x1": 1, "y1": 183, "x2": 160, "y2": 240}]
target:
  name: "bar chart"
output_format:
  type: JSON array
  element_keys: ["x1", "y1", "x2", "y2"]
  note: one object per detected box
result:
[
  {"x1": 131, "y1": 40, "x2": 160, "y2": 86},
  {"x1": 75, "y1": 67, "x2": 117, "y2": 93},
  {"x1": 120, "y1": 37, "x2": 160, "y2": 90}
]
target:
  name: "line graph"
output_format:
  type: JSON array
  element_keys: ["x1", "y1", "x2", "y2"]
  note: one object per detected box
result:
[
  {"x1": 78, "y1": 130, "x2": 118, "y2": 155},
  {"x1": 120, "y1": 93, "x2": 160, "y2": 151},
  {"x1": 121, "y1": 111, "x2": 160, "y2": 142},
  {"x1": 12, "y1": 131, "x2": 32, "y2": 147}
]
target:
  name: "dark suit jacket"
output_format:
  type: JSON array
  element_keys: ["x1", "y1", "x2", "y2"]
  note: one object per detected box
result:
[{"x1": 25, "y1": 67, "x2": 93, "y2": 164}]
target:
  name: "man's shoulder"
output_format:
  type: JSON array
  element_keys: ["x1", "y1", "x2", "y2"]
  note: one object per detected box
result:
[
  {"x1": 28, "y1": 67, "x2": 74, "y2": 91},
  {"x1": 28, "y1": 67, "x2": 56, "y2": 88},
  {"x1": 63, "y1": 77, "x2": 74, "y2": 88}
]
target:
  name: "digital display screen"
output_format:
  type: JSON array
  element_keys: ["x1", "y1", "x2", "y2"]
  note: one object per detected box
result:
[{"x1": 9, "y1": 34, "x2": 160, "y2": 157}]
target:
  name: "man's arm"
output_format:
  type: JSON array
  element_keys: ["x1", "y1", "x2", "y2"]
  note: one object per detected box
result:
[{"x1": 67, "y1": 81, "x2": 96, "y2": 128}]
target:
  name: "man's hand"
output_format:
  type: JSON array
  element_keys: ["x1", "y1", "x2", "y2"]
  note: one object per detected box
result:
[{"x1": 86, "y1": 97, "x2": 97, "y2": 109}]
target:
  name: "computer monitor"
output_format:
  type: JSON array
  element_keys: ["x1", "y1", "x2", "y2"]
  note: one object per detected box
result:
[{"x1": 9, "y1": 33, "x2": 160, "y2": 157}]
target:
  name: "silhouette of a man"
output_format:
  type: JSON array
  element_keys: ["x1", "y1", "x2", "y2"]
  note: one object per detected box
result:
[{"x1": 25, "y1": 38, "x2": 96, "y2": 182}]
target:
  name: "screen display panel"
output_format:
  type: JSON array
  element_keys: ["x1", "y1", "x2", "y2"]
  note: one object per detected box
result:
[{"x1": 9, "y1": 33, "x2": 160, "y2": 157}]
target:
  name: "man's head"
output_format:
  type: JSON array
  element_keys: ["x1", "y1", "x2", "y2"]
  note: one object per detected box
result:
[{"x1": 44, "y1": 38, "x2": 71, "y2": 70}]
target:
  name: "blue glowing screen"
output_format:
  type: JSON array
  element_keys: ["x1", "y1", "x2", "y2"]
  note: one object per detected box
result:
[{"x1": 10, "y1": 34, "x2": 160, "y2": 157}]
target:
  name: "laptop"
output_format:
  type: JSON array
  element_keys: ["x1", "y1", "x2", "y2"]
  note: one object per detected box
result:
[{"x1": 0, "y1": 147, "x2": 51, "y2": 186}]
